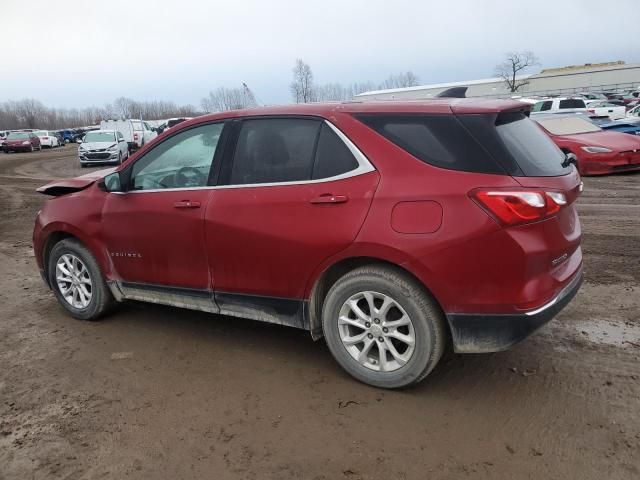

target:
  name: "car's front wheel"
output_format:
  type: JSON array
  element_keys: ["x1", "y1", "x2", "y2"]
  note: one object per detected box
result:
[
  {"x1": 322, "y1": 265, "x2": 446, "y2": 389},
  {"x1": 48, "y1": 239, "x2": 114, "y2": 320}
]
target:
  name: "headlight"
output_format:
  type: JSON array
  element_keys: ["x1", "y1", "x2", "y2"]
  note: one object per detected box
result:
[
  {"x1": 108, "y1": 146, "x2": 118, "y2": 152},
  {"x1": 22, "y1": 141, "x2": 30, "y2": 145},
  {"x1": 581, "y1": 146, "x2": 612, "y2": 153}
]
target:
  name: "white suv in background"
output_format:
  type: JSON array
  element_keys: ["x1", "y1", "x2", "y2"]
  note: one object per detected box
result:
[
  {"x1": 78, "y1": 129, "x2": 129, "y2": 167},
  {"x1": 99, "y1": 119, "x2": 157, "y2": 152},
  {"x1": 35, "y1": 130, "x2": 60, "y2": 148},
  {"x1": 531, "y1": 97, "x2": 587, "y2": 115}
]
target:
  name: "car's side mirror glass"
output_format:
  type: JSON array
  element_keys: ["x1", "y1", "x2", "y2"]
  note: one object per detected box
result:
[{"x1": 103, "y1": 172, "x2": 123, "y2": 192}]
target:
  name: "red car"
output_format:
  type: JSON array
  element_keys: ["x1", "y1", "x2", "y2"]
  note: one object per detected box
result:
[
  {"x1": 3, "y1": 131, "x2": 42, "y2": 152},
  {"x1": 533, "y1": 115, "x2": 640, "y2": 175},
  {"x1": 33, "y1": 100, "x2": 583, "y2": 388}
]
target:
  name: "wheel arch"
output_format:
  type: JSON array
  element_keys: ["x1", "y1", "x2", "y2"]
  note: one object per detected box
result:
[
  {"x1": 40, "y1": 225, "x2": 112, "y2": 284},
  {"x1": 305, "y1": 255, "x2": 447, "y2": 341}
]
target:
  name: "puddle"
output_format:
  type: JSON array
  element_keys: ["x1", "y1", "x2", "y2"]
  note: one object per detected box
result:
[{"x1": 577, "y1": 319, "x2": 640, "y2": 348}]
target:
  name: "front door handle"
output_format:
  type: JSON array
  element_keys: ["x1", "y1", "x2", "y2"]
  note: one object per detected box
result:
[
  {"x1": 174, "y1": 200, "x2": 201, "y2": 209},
  {"x1": 309, "y1": 194, "x2": 349, "y2": 204}
]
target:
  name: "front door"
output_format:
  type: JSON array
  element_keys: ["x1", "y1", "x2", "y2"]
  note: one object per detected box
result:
[
  {"x1": 205, "y1": 117, "x2": 379, "y2": 301},
  {"x1": 101, "y1": 122, "x2": 225, "y2": 290}
]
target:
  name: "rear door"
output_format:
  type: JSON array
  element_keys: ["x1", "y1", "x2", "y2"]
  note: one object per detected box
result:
[{"x1": 204, "y1": 117, "x2": 379, "y2": 301}]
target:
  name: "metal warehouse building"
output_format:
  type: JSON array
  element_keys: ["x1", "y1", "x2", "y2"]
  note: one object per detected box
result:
[{"x1": 355, "y1": 61, "x2": 640, "y2": 100}]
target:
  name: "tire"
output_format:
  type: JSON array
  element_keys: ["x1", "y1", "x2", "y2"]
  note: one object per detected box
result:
[
  {"x1": 29, "y1": 145, "x2": 34, "y2": 152},
  {"x1": 48, "y1": 238, "x2": 114, "y2": 321},
  {"x1": 117, "y1": 152, "x2": 122, "y2": 165},
  {"x1": 322, "y1": 265, "x2": 446, "y2": 389}
]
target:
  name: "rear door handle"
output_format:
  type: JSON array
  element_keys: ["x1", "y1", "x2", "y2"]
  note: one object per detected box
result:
[
  {"x1": 309, "y1": 194, "x2": 349, "y2": 204},
  {"x1": 174, "y1": 200, "x2": 201, "y2": 209}
]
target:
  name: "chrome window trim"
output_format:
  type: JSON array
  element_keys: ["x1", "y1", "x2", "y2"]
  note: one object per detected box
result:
[{"x1": 120, "y1": 119, "x2": 375, "y2": 194}]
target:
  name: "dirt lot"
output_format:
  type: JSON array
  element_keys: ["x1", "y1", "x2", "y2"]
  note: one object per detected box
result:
[{"x1": 1, "y1": 146, "x2": 639, "y2": 480}]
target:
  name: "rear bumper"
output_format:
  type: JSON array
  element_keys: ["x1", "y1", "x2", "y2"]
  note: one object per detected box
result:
[{"x1": 447, "y1": 268, "x2": 583, "y2": 353}]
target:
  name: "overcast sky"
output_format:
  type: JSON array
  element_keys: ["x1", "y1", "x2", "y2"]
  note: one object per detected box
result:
[{"x1": 2, "y1": 0, "x2": 638, "y2": 109}]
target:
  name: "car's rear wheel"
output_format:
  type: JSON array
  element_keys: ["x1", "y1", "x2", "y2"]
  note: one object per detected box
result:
[
  {"x1": 322, "y1": 265, "x2": 446, "y2": 389},
  {"x1": 48, "y1": 239, "x2": 114, "y2": 320}
]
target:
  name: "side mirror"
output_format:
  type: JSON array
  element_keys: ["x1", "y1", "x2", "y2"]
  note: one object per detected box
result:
[
  {"x1": 77, "y1": 139, "x2": 83, "y2": 144},
  {"x1": 102, "y1": 172, "x2": 123, "y2": 192},
  {"x1": 119, "y1": 138, "x2": 126, "y2": 142}
]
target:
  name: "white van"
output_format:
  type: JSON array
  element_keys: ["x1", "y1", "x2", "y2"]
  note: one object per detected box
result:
[{"x1": 100, "y1": 119, "x2": 157, "y2": 151}]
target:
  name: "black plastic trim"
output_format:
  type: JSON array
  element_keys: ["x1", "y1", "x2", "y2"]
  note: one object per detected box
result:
[
  {"x1": 447, "y1": 269, "x2": 583, "y2": 353},
  {"x1": 117, "y1": 281, "x2": 308, "y2": 330}
]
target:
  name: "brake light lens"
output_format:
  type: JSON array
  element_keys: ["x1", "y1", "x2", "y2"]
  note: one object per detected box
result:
[
  {"x1": 134, "y1": 133, "x2": 139, "y2": 141},
  {"x1": 470, "y1": 189, "x2": 568, "y2": 226}
]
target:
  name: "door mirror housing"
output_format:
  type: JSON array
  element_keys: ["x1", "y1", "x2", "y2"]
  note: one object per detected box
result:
[
  {"x1": 103, "y1": 172, "x2": 123, "y2": 192},
  {"x1": 77, "y1": 139, "x2": 83, "y2": 144}
]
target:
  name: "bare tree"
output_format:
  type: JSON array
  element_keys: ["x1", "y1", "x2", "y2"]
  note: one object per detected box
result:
[
  {"x1": 201, "y1": 87, "x2": 253, "y2": 112},
  {"x1": 290, "y1": 59, "x2": 315, "y2": 103},
  {"x1": 379, "y1": 72, "x2": 420, "y2": 89},
  {"x1": 495, "y1": 51, "x2": 539, "y2": 92}
]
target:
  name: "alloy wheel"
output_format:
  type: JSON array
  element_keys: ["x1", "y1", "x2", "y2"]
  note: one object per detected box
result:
[
  {"x1": 55, "y1": 254, "x2": 93, "y2": 309},
  {"x1": 338, "y1": 291, "x2": 416, "y2": 372}
]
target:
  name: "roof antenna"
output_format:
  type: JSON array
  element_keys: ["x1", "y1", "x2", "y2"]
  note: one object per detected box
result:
[{"x1": 435, "y1": 86, "x2": 468, "y2": 98}]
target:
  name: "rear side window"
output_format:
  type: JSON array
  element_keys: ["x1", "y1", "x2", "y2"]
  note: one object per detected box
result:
[
  {"x1": 230, "y1": 118, "x2": 321, "y2": 184},
  {"x1": 532, "y1": 101, "x2": 552, "y2": 112},
  {"x1": 459, "y1": 113, "x2": 569, "y2": 177},
  {"x1": 558, "y1": 99, "x2": 586, "y2": 109},
  {"x1": 356, "y1": 114, "x2": 504, "y2": 174},
  {"x1": 312, "y1": 124, "x2": 359, "y2": 179}
]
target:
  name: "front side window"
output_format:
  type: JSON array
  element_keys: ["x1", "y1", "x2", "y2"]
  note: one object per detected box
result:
[
  {"x1": 229, "y1": 118, "x2": 321, "y2": 185},
  {"x1": 131, "y1": 123, "x2": 223, "y2": 190}
]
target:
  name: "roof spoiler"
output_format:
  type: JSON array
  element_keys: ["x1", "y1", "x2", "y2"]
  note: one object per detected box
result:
[{"x1": 435, "y1": 87, "x2": 468, "y2": 98}]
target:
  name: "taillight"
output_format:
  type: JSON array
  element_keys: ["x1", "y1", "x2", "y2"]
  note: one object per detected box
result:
[
  {"x1": 587, "y1": 109, "x2": 595, "y2": 114},
  {"x1": 134, "y1": 133, "x2": 139, "y2": 140},
  {"x1": 470, "y1": 188, "x2": 568, "y2": 227}
]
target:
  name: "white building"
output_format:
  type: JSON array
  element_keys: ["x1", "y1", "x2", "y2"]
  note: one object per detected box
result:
[{"x1": 355, "y1": 61, "x2": 640, "y2": 100}]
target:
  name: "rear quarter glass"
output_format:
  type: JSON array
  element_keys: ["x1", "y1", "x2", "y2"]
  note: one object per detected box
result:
[{"x1": 356, "y1": 113, "x2": 570, "y2": 177}]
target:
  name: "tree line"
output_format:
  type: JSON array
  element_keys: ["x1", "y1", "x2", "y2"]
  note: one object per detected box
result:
[{"x1": 0, "y1": 97, "x2": 198, "y2": 130}]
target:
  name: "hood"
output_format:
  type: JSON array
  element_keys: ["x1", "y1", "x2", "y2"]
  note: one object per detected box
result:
[
  {"x1": 79, "y1": 141, "x2": 116, "y2": 150},
  {"x1": 37, "y1": 167, "x2": 117, "y2": 196},
  {"x1": 558, "y1": 130, "x2": 640, "y2": 151}
]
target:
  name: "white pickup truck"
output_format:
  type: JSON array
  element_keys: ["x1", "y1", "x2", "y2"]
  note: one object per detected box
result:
[
  {"x1": 531, "y1": 97, "x2": 587, "y2": 115},
  {"x1": 585, "y1": 101, "x2": 626, "y2": 120},
  {"x1": 100, "y1": 119, "x2": 157, "y2": 152}
]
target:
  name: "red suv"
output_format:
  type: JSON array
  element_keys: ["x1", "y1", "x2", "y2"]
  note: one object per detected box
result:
[{"x1": 33, "y1": 100, "x2": 583, "y2": 388}]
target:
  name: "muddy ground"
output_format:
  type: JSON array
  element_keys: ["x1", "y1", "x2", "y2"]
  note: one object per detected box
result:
[{"x1": 0, "y1": 146, "x2": 639, "y2": 480}]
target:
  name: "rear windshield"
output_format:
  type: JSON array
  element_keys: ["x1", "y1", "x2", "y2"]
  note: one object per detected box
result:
[
  {"x1": 536, "y1": 117, "x2": 601, "y2": 135},
  {"x1": 558, "y1": 99, "x2": 586, "y2": 109},
  {"x1": 357, "y1": 112, "x2": 570, "y2": 177}
]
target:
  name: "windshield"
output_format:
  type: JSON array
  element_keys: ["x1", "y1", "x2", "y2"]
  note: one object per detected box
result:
[
  {"x1": 7, "y1": 132, "x2": 29, "y2": 139},
  {"x1": 536, "y1": 117, "x2": 601, "y2": 135},
  {"x1": 84, "y1": 132, "x2": 116, "y2": 143}
]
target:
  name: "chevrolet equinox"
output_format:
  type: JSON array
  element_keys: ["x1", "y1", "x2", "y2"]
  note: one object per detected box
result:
[{"x1": 33, "y1": 100, "x2": 583, "y2": 388}]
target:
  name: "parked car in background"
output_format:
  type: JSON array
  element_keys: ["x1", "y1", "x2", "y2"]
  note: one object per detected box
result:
[
  {"x1": 157, "y1": 117, "x2": 193, "y2": 134},
  {"x1": 533, "y1": 114, "x2": 640, "y2": 175},
  {"x1": 53, "y1": 131, "x2": 65, "y2": 146},
  {"x1": 577, "y1": 92, "x2": 608, "y2": 101},
  {"x1": 100, "y1": 119, "x2": 157, "y2": 151},
  {"x1": 624, "y1": 104, "x2": 640, "y2": 124},
  {"x1": 2, "y1": 131, "x2": 41, "y2": 152},
  {"x1": 585, "y1": 101, "x2": 626, "y2": 120},
  {"x1": 598, "y1": 120, "x2": 640, "y2": 136},
  {"x1": 35, "y1": 130, "x2": 60, "y2": 148},
  {"x1": 78, "y1": 129, "x2": 129, "y2": 167},
  {"x1": 531, "y1": 97, "x2": 587, "y2": 115},
  {"x1": 34, "y1": 100, "x2": 583, "y2": 388}
]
